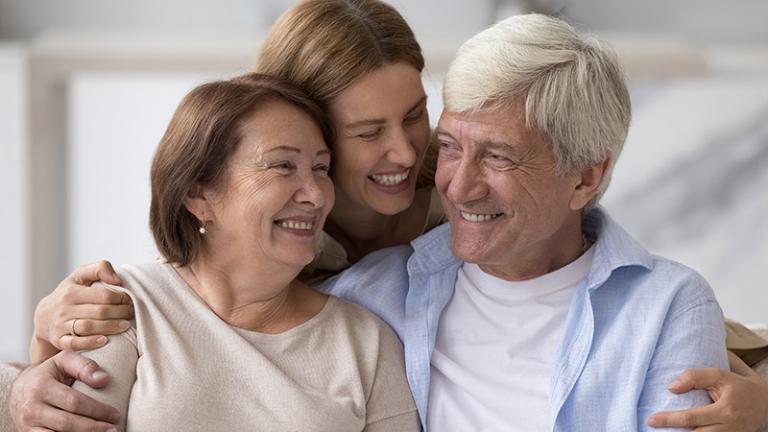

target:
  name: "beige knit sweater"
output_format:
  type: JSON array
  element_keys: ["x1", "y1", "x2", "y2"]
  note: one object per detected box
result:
[{"x1": 72, "y1": 262, "x2": 419, "y2": 432}]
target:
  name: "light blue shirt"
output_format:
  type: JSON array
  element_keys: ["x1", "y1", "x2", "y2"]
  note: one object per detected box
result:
[{"x1": 320, "y1": 207, "x2": 728, "y2": 431}]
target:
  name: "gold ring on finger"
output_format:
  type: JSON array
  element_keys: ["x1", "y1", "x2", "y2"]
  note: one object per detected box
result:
[{"x1": 71, "y1": 318, "x2": 82, "y2": 337}]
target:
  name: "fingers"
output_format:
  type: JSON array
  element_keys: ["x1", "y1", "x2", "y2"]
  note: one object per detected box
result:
[
  {"x1": 43, "y1": 380, "x2": 121, "y2": 426},
  {"x1": 50, "y1": 350, "x2": 111, "y2": 388},
  {"x1": 20, "y1": 402, "x2": 118, "y2": 432},
  {"x1": 73, "y1": 303, "x2": 134, "y2": 321},
  {"x1": 58, "y1": 316, "x2": 132, "y2": 351},
  {"x1": 668, "y1": 368, "x2": 726, "y2": 394},
  {"x1": 62, "y1": 283, "x2": 131, "y2": 307},
  {"x1": 48, "y1": 299, "x2": 133, "y2": 351},
  {"x1": 11, "y1": 354, "x2": 119, "y2": 432},
  {"x1": 69, "y1": 317, "x2": 132, "y2": 337},
  {"x1": 647, "y1": 405, "x2": 721, "y2": 429},
  {"x1": 70, "y1": 260, "x2": 123, "y2": 287},
  {"x1": 58, "y1": 334, "x2": 109, "y2": 352}
]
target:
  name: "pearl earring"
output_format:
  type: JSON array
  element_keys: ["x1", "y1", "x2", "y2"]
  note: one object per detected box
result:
[{"x1": 199, "y1": 225, "x2": 208, "y2": 235}]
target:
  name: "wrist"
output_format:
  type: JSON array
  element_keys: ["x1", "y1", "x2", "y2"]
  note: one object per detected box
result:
[
  {"x1": 32, "y1": 295, "x2": 53, "y2": 342},
  {"x1": 29, "y1": 335, "x2": 59, "y2": 363}
]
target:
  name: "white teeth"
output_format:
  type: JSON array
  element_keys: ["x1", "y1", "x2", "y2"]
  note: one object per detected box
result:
[
  {"x1": 277, "y1": 220, "x2": 314, "y2": 230},
  {"x1": 460, "y1": 212, "x2": 501, "y2": 222},
  {"x1": 370, "y1": 170, "x2": 409, "y2": 186}
]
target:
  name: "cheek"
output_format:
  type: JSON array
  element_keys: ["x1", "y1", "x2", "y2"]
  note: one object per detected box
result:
[
  {"x1": 410, "y1": 120, "x2": 431, "y2": 153},
  {"x1": 333, "y1": 141, "x2": 365, "y2": 178},
  {"x1": 334, "y1": 142, "x2": 382, "y2": 182},
  {"x1": 435, "y1": 155, "x2": 458, "y2": 190},
  {"x1": 320, "y1": 178, "x2": 336, "y2": 210}
]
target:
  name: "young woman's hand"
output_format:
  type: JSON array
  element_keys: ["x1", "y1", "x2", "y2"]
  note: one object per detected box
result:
[
  {"x1": 31, "y1": 260, "x2": 132, "y2": 362},
  {"x1": 648, "y1": 351, "x2": 768, "y2": 431}
]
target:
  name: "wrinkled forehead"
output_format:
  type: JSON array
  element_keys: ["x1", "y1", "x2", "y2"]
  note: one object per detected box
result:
[{"x1": 436, "y1": 104, "x2": 529, "y2": 148}]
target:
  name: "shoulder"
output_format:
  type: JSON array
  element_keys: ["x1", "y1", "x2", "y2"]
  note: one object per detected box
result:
[
  {"x1": 329, "y1": 297, "x2": 403, "y2": 345},
  {"x1": 326, "y1": 245, "x2": 413, "y2": 293},
  {"x1": 645, "y1": 256, "x2": 717, "y2": 305},
  {"x1": 92, "y1": 261, "x2": 180, "y2": 311}
]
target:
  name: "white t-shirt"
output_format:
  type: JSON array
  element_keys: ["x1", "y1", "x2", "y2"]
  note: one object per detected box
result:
[{"x1": 428, "y1": 246, "x2": 595, "y2": 432}]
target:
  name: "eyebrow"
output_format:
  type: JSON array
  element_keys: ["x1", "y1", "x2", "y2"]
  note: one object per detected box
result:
[
  {"x1": 265, "y1": 146, "x2": 331, "y2": 157},
  {"x1": 435, "y1": 128, "x2": 519, "y2": 152},
  {"x1": 344, "y1": 95, "x2": 428, "y2": 130}
]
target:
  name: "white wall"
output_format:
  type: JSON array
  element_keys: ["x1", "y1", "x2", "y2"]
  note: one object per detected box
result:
[
  {"x1": 0, "y1": 44, "x2": 29, "y2": 362},
  {"x1": 0, "y1": 0, "x2": 289, "y2": 39},
  {"x1": 603, "y1": 75, "x2": 768, "y2": 325},
  {"x1": 66, "y1": 72, "x2": 228, "y2": 269}
]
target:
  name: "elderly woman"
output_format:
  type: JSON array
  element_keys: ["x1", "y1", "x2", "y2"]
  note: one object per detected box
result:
[
  {"x1": 41, "y1": 73, "x2": 420, "y2": 431},
  {"x1": 9, "y1": 0, "x2": 768, "y2": 431}
]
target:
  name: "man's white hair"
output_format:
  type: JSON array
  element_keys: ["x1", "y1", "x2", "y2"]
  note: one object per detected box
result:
[{"x1": 443, "y1": 13, "x2": 631, "y2": 208}]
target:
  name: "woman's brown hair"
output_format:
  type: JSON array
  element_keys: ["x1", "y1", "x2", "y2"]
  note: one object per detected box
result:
[
  {"x1": 149, "y1": 73, "x2": 333, "y2": 265},
  {"x1": 256, "y1": 0, "x2": 424, "y2": 104}
]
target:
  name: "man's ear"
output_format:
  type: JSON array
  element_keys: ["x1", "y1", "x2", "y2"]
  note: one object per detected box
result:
[
  {"x1": 569, "y1": 156, "x2": 612, "y2": 211},
  {"x1": 183, "y1": 183, "x2": 215, "y2": 224}
]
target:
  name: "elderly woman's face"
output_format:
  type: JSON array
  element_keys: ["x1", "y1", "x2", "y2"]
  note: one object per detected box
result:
[
  {"x1": 205, "y1": 99, "x2": 334, "y2": 268},
  {"x1": 435, "y1": 101, "x2": 585, "y2": 279},
  {"x1": 329, "y1": 62, "x2": 430, "y2": 216}
]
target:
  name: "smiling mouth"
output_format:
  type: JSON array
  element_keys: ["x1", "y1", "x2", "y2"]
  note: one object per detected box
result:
[
  {"x1": 273, "y1": 219, "x2": 315, "y2": 231},
  {"x1": 369, "y1": 169, "x2": 410, "y2": 186},
  {"x1": 460, "y1": 211, "x2": 503, "y2": 222}
]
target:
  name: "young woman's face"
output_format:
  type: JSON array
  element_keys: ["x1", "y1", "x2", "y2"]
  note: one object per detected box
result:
[{"x1": 329, "y1": 62, "x2": 430, "y2": 216}]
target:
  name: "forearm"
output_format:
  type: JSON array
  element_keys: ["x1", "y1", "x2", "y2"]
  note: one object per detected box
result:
[
  {"x1": 29, "y1": 295, "x2": 61, "y2": 362},
  {"x1": 1, "y1": 362, "x2": 25, "y2": 429}
]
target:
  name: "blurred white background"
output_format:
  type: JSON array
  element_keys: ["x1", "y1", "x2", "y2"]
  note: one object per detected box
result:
[{"x1": 1, "y1": 0, "x2": 767, "y2": 361}]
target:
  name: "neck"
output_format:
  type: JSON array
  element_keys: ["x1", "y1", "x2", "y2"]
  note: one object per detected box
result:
[
  {"x1": 328, "y1": 201, "x2": 392, "y2": 243},
  {"x1": 325, "y1": 188, "x2": 431, "y2": 263},
  {"x1": 177, "y1": 248, "x2": 304, "y2": 333},
  {"x1": 480, "y1": 214, "x2": 587, "y2": 281}
]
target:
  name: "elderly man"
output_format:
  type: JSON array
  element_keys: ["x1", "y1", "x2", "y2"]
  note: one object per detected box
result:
[
  {"x1": 323, "y1": 14, "x2": 728, "y2": 430},
  {"x1": 10, "y1": 13, "x2": 768, "y2": 432}
]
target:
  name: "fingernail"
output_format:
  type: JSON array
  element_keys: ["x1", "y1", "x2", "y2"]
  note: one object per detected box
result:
[
  {"x1": 96, "y1": 336, "x2": 108, "y2": 345},
  {"x1": 647, "y1": 416, "x2": 660, "y2": 427},
  {"x1": 92, "y1": 370, "x2": 109, "y2": 380},
  {"x1": 119, "y1": 320, "x2": 131, "y2": 329}
]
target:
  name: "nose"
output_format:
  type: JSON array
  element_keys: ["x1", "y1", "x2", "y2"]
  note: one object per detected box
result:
[
  {"x1": 294, "y1": 172, "x2": 328, "y2": 210},
  {"x1": 444, "y1": 156, "x2": 488, "y2": 204},
  {"x1": 385, "y1": 127, "x2": 417, "y2": 167}
]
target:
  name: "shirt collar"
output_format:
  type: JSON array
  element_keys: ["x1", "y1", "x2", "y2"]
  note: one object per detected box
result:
[
  {"x1": 409, "y1": 223, "x2": 460, "y2": 276},
  {"x1": 582, "y1": 206, "x2": 654, "y2": 291}
]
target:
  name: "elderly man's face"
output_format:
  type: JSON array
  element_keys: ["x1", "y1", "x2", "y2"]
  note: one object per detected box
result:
[{"x1": 435, "y1": 101, "x2": 586, "y2": 280}]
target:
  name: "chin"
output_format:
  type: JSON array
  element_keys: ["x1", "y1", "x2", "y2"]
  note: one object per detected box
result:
[
  {"x1": 276, "y1": 249, "x2": 316, "y2": 269},
  {"x1": 450, "y1": 234, "x2": 494, "y2": 265},
  {"x1": 370, "y1": 194, "x2": 414, "y2": 216}
]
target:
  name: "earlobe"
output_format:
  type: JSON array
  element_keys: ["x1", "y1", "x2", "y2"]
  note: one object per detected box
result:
[
  {"x1": 184, "y1": 184, "x2": 214, "y2": 225},
  {"x1": 569, "y1": 157, "x2": 611, "y2": 211}
]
